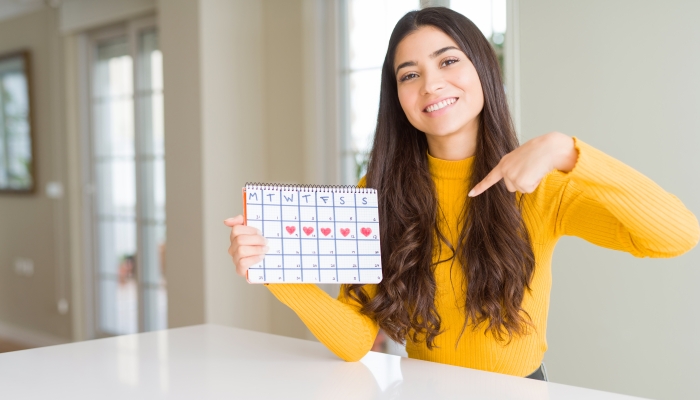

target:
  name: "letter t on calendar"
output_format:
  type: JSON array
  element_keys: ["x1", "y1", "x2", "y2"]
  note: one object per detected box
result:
[{"x1": 243, "y1": 184, "x2": 383, "y2": 284}]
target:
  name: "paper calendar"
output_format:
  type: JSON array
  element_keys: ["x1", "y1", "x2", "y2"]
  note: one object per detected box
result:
[{"x1": 243, "y1": 183, "x2": 382, "y2": 284}]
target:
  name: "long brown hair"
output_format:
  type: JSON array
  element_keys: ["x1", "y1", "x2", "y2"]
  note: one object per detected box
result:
[{"x1": 345, "y1": 7, "x2": 536, "y2": 348}]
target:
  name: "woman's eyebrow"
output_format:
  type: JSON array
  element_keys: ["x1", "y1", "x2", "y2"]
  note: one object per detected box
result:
[
  {"x1": 394, "y1": 46, "x2": 460, "y2": 76},
  {"x1": 430, "y1": 45, "x2": 460, "y2": 59}
]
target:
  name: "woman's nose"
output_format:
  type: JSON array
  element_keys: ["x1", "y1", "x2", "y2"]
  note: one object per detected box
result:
[{"x1": 420, "y1": 71, "x2": 445, "y2": 95}]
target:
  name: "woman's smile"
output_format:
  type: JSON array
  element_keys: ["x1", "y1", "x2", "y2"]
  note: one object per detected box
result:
[{"x1": 424, "y1": 97, "x2": 459, "y2": 115}]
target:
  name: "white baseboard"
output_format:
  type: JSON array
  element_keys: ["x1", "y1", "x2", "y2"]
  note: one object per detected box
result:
[{"x1": 0, "y1": 320, "x2": 71, "y2": 348}]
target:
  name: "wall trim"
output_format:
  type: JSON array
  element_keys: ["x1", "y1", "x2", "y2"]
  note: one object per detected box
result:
[
  {"x1": 59, "y1": 0, "x2": 156, "y2": 34},
  {"x1": 302, "y1": 0, "x2": 340, "y2": 185},
  {"x1": 0, "y1": 320, "x2": 70, "y2": 348}
]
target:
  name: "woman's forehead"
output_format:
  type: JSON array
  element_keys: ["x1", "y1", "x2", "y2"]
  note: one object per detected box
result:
[{"x1": 394, "y1": 26, "x2": 462, "y2": 66}]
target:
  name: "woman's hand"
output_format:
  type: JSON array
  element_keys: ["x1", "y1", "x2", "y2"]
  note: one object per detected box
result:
[
  {"x1": 224, "y1": 215, "x2": 268, "y2": 277},
  {"x1": 468, "y1": 132, "x2": 577, "y2": 197}
]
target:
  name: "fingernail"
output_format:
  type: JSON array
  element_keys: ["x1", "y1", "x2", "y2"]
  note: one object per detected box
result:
[
  {"x1": 263, "y1": 246, "x2": 270, "y2": 253},
  {"x1": 264, "y1": 238, "x2": 269, "y2": 245},
  {"x1": 468, "y1": 190, "x2": 475, "y2": 197},
  {"x1": 256, "y1": 228, "x2": 262, "y2": 235}
]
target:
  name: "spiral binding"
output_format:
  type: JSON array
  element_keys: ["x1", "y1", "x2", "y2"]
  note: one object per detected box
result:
[{"x1": 245, "y1": 182, "x2": 376, "y2": 194}]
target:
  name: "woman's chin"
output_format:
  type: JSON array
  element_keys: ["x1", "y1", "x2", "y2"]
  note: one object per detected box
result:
[{"x1": 423, "y1": 124, "x2": 466, "y2": 139}]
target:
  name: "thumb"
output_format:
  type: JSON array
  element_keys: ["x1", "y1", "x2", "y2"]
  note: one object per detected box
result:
[{"x1": 223, "y1": 215, "x2": 245, "y2": 227}]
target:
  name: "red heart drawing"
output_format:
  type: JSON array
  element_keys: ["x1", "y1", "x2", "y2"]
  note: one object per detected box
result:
[
  {"x1": 286, "y1": 226, "x2": 296, "y2": 234},
  {"x1": 303, "y1": 226, "x2": 314, "y2": 236},
  {"x1": 321, "y1": 228, "x2": 331, "y2": 236},
  {"x1": 340, "y1": 228, "x2": 350, "y2": 237},
  {"x1": 360, "y1": 227, "x2": 372, "y2": 237}
]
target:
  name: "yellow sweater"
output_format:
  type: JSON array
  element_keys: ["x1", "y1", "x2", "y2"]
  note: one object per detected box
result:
[{"x1": 266, "y1": 137, "x2": 699, "y2": 377}]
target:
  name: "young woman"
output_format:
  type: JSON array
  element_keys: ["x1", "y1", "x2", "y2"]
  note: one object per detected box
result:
[{"x1": 224, "y1": 7, "x2": 699, "y2": 380}]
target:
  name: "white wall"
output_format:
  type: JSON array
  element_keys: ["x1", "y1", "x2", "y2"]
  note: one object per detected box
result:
[
  {"x1": 519, "y1": 1, "x2": 700, "y2": 399},
  {"x1": 0, "y1": 6, "x2": 73, "y2": 346},
  {"x1": 159, "y1": 0, "x2": 274, "y2": 332},
  {"x1": 159, "y1": 0, "x2": 312, "y2": 336},
  {"x1": 199, "y1": 0, "x2": 270, "y2": 329}
]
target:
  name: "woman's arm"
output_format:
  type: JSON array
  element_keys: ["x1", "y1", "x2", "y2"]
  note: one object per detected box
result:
[
  {"x1": 545, "y1": 137, "x2": 699, "y2": 257},
  {"x1": 469, "y1": 132, "x2": 698, "y2": 257},
  {"x1": 266, "y1": 283, "x2": 379, "y2": 362}
]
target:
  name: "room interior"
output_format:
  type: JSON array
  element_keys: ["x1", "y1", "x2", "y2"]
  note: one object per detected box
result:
[{"x1": 0, "y1": 1, "x2": 697, "y2": 399}]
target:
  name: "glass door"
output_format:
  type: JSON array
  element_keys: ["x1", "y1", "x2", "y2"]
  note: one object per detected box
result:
[{"x1": 88, "y1": 17, "x2": 166, "y2": 337}]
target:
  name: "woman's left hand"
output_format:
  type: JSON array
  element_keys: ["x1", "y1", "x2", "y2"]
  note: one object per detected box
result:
[{"x1": 468, "y1": 132, "x2": 578, "y2": 197}]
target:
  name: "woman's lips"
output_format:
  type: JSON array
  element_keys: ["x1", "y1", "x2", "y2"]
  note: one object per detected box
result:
[{"x1": 424, "y1": 97, "x2": 458, "y2": 115}]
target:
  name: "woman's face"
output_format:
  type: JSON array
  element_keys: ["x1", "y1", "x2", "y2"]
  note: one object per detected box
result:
[{"x1": 394, "y1": 26, "x2": 484, "y2": 141}]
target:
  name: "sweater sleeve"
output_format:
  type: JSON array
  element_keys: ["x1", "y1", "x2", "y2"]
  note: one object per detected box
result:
[
  {"x1": 543, "y1": 137, "x2": 699, "y2": 257},
  {"x1": 265, "y1": 175, "x2": 378, "y2": 362},
  {"x1": 266, "y1": 284, "x2": 379, "y2": 362}
]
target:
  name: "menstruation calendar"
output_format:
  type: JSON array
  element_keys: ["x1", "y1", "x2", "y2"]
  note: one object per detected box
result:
[{"x1": 243, "y1": 183, "x2": 382, "y2": 284}]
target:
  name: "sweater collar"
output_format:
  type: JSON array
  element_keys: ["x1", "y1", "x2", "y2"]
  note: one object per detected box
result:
[{"x1": 427, "y1": 151, "x2": 475, "y2": 181}]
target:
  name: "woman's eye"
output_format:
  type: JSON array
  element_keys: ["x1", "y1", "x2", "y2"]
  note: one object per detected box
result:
[
  {"x1": 441, "y1": 58, "x2": 459, "y2": 67},
  {"x1": 400, "y1": 73, "x2": 418, "y2": 82}
]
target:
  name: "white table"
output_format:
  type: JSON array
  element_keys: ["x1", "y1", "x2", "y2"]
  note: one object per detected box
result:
[{"x1": 0, "y1": 324, "x2": 646, "y2": 399}]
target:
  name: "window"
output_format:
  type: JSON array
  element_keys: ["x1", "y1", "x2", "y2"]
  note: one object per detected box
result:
[
  {"x1": 0, "y1": 52, "x2": 33, "y2": 192},
  {"x1": 339, "y1": 0, "x2": 420, "y2": 185},
  {"x1": 85, "y1": 17, "x2": 166, "y2": 337},
  {"x1": 450, "y1": 0, "x2": 507, "y2": 77},
  {"x1": 339, "y1": 0, "x2": 508, "y2": 184}
]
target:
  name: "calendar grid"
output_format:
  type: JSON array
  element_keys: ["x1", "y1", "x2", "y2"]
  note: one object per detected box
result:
[
  {"x1": 332, "y1": 191, "x2": 338, "y2": 283},
  {"x1": 261, "y1": 192, "x2": 266, "y2": 282},
  {"x1": 315, "y1": 190, "x2": 321, "y2": 283},
  {"x1": 296, "y1": 190, "x2": 302, "y2": 283},
  {"x1": 279, "y1": 192, "x2": 285, "y2": 281},
  {"x1": 244, "y1": 184, "x2": 382, "y2": 284},
  {"x1": 354, "y1": 196, "x2": 360, "y2": 281}
]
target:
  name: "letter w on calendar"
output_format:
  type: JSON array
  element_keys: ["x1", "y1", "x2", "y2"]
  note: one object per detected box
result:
[{"x1": 243, "y1": 183, "x2": 383, "y2": 284}]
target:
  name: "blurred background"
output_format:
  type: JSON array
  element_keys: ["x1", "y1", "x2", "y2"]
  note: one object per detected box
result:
[{"x1": 0, "y1": 0, "x2": 697, "y2": 399}]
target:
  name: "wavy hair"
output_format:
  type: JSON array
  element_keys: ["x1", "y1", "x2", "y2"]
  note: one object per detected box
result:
[{"x1": 344, "y1": 7, "x2": 536, "y2": 348}]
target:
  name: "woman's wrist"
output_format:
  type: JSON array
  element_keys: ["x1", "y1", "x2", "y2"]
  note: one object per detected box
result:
[{"x1": 546, "y1": 132, "x2": 577, "y2": 173}]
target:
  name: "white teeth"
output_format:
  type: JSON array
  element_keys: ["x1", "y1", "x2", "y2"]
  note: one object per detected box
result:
[{"x1": 426, "y1": 98, "x2": 456, "y2": 113}]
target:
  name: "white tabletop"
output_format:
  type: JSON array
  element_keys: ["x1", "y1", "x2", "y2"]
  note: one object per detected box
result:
[{"x1": 0, "y1": 324, "x2": 646, "y2": 399}]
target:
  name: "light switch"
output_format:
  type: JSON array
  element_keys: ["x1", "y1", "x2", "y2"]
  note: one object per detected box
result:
[
  {"x1": 14, "y1": 258, "x2": 34, "y2": 277},
  {"x1": 57, "y1": 299, "x2": 69, "y2": 315},
  {"x1": 46, "y1": 181, "x2": 64, "y2": 199}
]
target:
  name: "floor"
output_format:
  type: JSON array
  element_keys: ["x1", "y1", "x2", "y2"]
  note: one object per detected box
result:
[{"x1": 0, "y1": 338, "x2": 30, "y2": 353}]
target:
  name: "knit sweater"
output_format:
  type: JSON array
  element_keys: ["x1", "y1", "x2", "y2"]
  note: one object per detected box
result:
[{"x1": 266, "y1": 137, "x2": 699, "y2": 377}]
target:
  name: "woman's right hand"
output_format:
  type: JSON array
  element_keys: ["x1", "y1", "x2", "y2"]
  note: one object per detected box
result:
[{"x1": 224, "y1": 215, "x2": 268, "y2": 277}]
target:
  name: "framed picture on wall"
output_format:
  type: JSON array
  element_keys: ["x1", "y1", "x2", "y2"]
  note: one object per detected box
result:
[{"x1": 0, "y1": 50, "x2": 34, "y2": 194}]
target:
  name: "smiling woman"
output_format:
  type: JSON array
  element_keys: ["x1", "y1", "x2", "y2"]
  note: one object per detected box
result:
[
  {"x1": 346, "y1": 6, "x2": 543, "y2": 362},
  {"x1": 225, "y1": 6, "x2": 699, "y2": 381}
]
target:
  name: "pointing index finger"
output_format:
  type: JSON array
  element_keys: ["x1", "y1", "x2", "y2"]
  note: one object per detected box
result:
[{"x1": 468, "y1": 167, "x2": 503, "y2": 197}]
